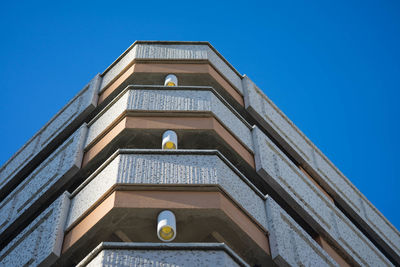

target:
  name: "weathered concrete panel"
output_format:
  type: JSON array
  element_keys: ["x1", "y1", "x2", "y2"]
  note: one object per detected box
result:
[
  {"x1": 100, "y1": 42, "x2": 243, "y2": 94},
  {"x1": 0, "y1": 75, "x2": 99, "y2": 193},
  {"x1": 244, "y1": 76, "x2": 400, "y2": 261},
  {"x1": 78, "y1": 243, "x2": 247, "y2": 267},
  {"x1": 266, "y1": 197, "x2": 338, "y2": 267},
  {"x1": 66, "y1": 150, "x2": 266, "y2": 232},
  {"x1": 0, "y1": 193, "x2": 70, "y2": 267},
  {"x1": 85, "y1": 88, "x2": 253, "y2": 151},
  {"x1": 0, "y1": 125, "x2": 86, "y2": 238},
  {"x1": 253, "y1": 127, "x2": 392, "y2": 266}
]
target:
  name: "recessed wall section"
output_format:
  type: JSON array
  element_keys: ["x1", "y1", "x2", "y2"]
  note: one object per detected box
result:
[
  {"x1": 62, "y1": 190, "x2": 270, "y2": 266},
  {"x1": 81, "y1": 117, "x2": 256, "y2": 183},
  {"x1": 98, "y1": 64, "x2": 244, "y2": 108}
]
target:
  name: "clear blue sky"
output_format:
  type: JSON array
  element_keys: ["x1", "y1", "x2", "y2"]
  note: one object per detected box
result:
[{"x1": 0, "y1": 1, "x2": 399, "y2": 230}]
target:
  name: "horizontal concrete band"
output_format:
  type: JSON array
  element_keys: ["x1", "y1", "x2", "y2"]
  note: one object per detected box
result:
[
  {"x1": 0, "y1": 125, "x2": 87, "y2": 241},
  {"x1": 86, "y1": 87, "x2": 252, "y2": 151},
  {"x1": 0, "y1": 75, "x2": 99, "y2": 196},
  {"x1": 244, "y1": 76, "x2": 400, "y2": 262},
  {"x1": 98, "y1": 63, "x2": 244, "y2": 107},
  {"x1": 67, "y1": 150, "x2": 266, "y2": 232},
  {"x1": 78, "y1": 242, "x2": 248, "y2": 267},
  {"x1": 253, "y1": 127, "x2": 392, "y2": 267},
  {"x1": 82, "y1": 88, "x2": 255, "y2": 168},
  {"x1": 265, "y1": 197, "x2": 340, "y2": 267},
  {"x1": 0, "y1": 193, "x2": 70, "y2": 267},
  {"x1": 63, "y1": 189, "x2": 270, "y2": 263},
  {"x1": 100, "y1": 42, "x2": 243, "y2": 96}
]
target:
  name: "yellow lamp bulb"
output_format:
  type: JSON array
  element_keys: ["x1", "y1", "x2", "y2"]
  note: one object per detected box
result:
[
  {"x1": 159, "y1": 226, "x2": 174, "y2": 240},
  {"x1": 166, "y1": 82, "x2": 176, "y2": 86},
  {"x1": 164, "y1": 141, "x2": 176, "y2": 149}
]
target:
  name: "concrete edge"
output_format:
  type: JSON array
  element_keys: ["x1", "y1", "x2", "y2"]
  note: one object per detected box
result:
[
  {"x1": 101, "y1": 41, "x2": 243, "y2": 78},
  {"x1": 70, "y1": 149, "x2": 266, "y2": 200},
  {"x1": 76, "y1": 242, "x2": 249, "y2": 267}
]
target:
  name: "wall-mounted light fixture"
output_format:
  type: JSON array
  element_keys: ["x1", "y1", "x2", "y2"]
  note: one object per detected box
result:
[
  {"x1": 164, "y1": 74, "x2": 178, "y2": 86},
  {"x1": 157, "y1": 210, "x2": 176, "y2": 242},
  {"x1": 162, "y1": 130, "x2": 178, "y2": 150}
]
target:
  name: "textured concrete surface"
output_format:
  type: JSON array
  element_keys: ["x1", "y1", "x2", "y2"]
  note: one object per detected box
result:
[
  {"x1": 2, "y1": 41, "x2": 394, "y2": 267},
  {"x1": 0, "y1": 125, "x2": 87, "y2": 238},
  {"x1": 66, "y1": 150, "x2": 267, "y2": 232},
  {"x1": 253, "y1": 126, "x2": 392, "y2": 266},
  {"x1": 244, "y1": 75, "x2": 400, "y2": 260},
  {"x1": 266, "y1": 197, "x2": 338, "y2": 267},
  {"x1": 100, "y1": 42, "x2": 243, "y2": 94},
  {"x1": 0, "y1": 192, "x2": 70, "y2": 267},
  {"x1": 0, "y1": 74, "x2": 99, "y2": 192},
  {"x1": 85, "y1": 87, "x2": 253, "y2": 151},
  {"x1": 78, "y1": 242, "x2": 247, "y2": 267}
]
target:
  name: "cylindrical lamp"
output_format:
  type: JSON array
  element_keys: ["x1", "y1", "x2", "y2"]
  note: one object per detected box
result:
[
  {"x1": 162, "y1": 130, "x2": 178, "y2": 150},
  {"x1": 164, "y1": 74, "x2": 178, "y2": 86},
  {"x1": 157, "y1": 210, "x2": 176, "y2": 242}
]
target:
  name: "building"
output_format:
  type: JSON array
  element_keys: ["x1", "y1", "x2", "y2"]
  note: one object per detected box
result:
[{"x1": 0, "y1": 41, "x2": 398, "y2": 266}]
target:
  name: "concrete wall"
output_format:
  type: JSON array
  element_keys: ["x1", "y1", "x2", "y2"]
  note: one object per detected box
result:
[
  {"x1": 0, "y1": 125, "x2": 87, "y2": 239},
  {"x1": 243, "y1": 76, "x2": 400, "y2": 262},
  {"x1": 0, "y1": 75, "x2": 99, "y2": 195},
  {"x1": 100, "y1": 42, "x2": 243, "y2": 94},
  {"x1": 85, "y1": 87, "x2": 253, "y2": 151},
  {"x1": 266, "y1": 197, "x2": 339, "y2": 267},
  {"x1": 0, "y1": 193, "x2": 70, "y2": 267},
  {"x1": 253, "y1": 126, "x2": 392, "y2": 266},
  {"x1": 78, "y1": 242, "x2": 247, "y2": 267},
  {"x1": 66, "y1": 150, "x2": 266, "y2": 232},
  {"x1": 1, "y1": 41, "x2": 397, "y2": 267}
]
